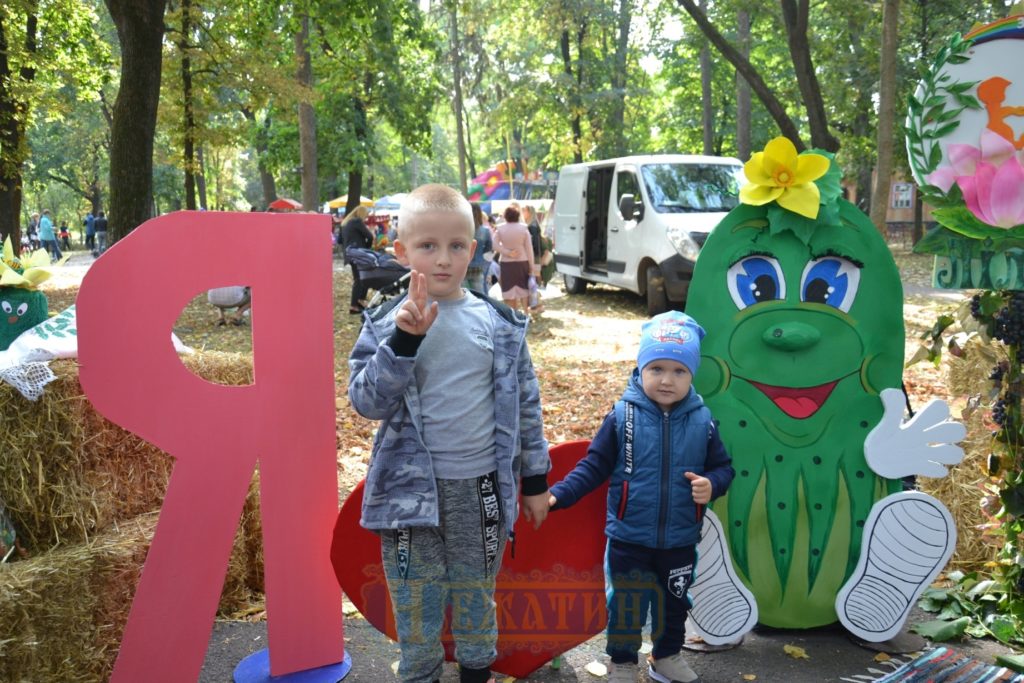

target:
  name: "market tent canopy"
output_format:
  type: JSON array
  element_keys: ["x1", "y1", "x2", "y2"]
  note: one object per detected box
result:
[
  {"x1": 328, "y1": 195, "x2": 373, "y2": 209},
  {"x1": 267, "y1": 197, "x2": 303, "y2": 211},
  {"x1": 373, "y1": 193, "x2": 408, "y2": 211}
]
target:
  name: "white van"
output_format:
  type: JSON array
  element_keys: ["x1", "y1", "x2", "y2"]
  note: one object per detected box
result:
[{"x1": 552, "y1": 154, "x2": 744, "y2": 315}]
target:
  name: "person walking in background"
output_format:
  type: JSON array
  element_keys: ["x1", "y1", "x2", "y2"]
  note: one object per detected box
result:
[
  {"x1": 93, "y1": 211, "x2": 108, "y2": 257},
  {"x1": 464, "y1": 202, "x2": 493, "y2": 293},
  {"x1": 59, "y1": 220, "x2": 71, "y2": 251},
  {"x1": 340, "y1": 205, "x2": 374, "y2": 314},
  {"x1": 521, "y1": 205, "x2": 544, "y2": 313},
  {"x1": 38, "y1": 210, "x2": 62, "y2": 262},
  {"x1": 494, "y1": 206, "x2": 534, "y2": 316},
  {"x1": 26, "y1": 213, "x2": 40, "y2": 251},
  {"x1": 83, "y1": 211, "x2": 95, "y2": 252}
]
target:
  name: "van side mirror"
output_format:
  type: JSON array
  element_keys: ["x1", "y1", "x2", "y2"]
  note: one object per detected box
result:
[{"x1": 619, "y1": 194, "x2": 642, "y2": 221}]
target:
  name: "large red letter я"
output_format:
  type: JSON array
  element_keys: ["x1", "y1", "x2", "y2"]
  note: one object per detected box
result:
[{"x1": 77, "y1": 211, "x2": 343, "y2": 681}]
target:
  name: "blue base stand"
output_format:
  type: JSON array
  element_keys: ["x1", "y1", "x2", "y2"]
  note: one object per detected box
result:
[{"x1": 234, "y1": 649, "x2": 352, "y2": 682}]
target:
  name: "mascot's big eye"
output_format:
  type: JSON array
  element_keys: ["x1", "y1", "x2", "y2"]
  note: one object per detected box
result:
[
  {"x1": 727, "y1": 255, "x2": 786, "y2": 309},
  {"x1": 1, "y1": 301, "x2": 11, "y2": 314},
  {"x1": 16, "y1": 302, "x2": 28, "y2": 316},
  {"x1": 800, "y1": 257, "x2": 861, "y2": 312}
]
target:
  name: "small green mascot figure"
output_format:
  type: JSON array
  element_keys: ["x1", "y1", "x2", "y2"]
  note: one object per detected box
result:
[{"x1": 0, "y1": 237, "x2": 62, "y2": 351}]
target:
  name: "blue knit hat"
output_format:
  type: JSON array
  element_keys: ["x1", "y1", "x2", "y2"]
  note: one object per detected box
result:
[{"x1": 637, "y1": 311, "x2": 706, "y2": 374}]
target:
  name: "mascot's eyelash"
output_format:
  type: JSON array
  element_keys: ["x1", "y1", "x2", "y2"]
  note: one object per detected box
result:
[
  {"x1": 728, "y1": 250, "x2": 776, "y2": 268},
  {"x1": 812, "y1": 248, "x2": 864, "y2": 268}
]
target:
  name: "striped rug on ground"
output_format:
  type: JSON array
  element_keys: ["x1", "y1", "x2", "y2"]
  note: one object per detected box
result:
[{"x1": 851, "y1": 647, "x2": 1024, "y2": 682}]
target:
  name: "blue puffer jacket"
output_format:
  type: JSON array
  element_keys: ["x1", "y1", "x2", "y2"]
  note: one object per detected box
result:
[
  {"x1": 550, "y1": 369, "x2": 734, "y2": 549},
  {"x1": 348, "y1": 290, "x2": 550, "y2": 532}
]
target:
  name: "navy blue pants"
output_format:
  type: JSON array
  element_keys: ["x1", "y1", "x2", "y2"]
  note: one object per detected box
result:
[{"x1": 605, "y1": 539, "x2": 696, "y2": 664}]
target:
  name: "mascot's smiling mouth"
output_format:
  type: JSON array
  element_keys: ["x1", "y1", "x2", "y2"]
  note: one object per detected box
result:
[{"x1": 747, "y1": 379, "x2": 838, "y2": 419}]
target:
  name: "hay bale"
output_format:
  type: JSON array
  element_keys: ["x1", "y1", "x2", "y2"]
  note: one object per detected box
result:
[
  {"x1": 917, "y1": 339, "x2": 1004, "y2": 572},
  {"x1": 0, "y1": 513, "x2": 156, "y2": 682},
  {"x1": 0, "y1": 353, "x2": 254, "y2": 552}
]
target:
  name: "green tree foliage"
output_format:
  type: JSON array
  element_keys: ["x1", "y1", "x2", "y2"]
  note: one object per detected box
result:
[{"x1": 0, "y1": 0, "x2": 108, "y2": 251}]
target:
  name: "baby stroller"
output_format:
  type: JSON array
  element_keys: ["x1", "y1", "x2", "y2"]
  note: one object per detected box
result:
[{"x1": 345, "y1": 247, "x2": 410, "y2": 307}]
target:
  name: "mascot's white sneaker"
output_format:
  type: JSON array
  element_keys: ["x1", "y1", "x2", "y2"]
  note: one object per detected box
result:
[
  {"x1": 836, "y1": 491, "x2": 956, "y2": 642},
  {"x1": 687, "y1": 509, "x2": 759, "y2": 645}
]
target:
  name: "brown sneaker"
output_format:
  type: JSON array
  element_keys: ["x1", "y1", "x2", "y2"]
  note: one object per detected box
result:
[{"x1": 648, "y1": 652, "x2": 701, "y2": 683}]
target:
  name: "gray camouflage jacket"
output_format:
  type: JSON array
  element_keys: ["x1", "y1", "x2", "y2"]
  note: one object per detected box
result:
[{"x1": 348, "y1": 291, "x2": 551, "y2": 532}]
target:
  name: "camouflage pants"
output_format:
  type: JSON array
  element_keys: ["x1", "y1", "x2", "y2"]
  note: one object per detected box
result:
[{"x1": 381, "y1": 471, "x2": 508, "y2": 683}]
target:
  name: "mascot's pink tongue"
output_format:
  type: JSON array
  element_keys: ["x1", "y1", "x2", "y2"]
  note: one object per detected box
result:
[{"x1": 749, "y1": 380, "x2": 838, "y2": 419}]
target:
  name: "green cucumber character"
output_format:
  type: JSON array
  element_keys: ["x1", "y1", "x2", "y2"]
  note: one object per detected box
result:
[{"x1": 684, "y1": 138, "x2": 963, "y2": 641}]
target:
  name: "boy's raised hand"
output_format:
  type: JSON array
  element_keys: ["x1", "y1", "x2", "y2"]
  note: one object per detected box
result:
[
  {"x1": 395, "y1": 270, "x2": 438, "y2": 336},
  {"x1": 685, "y1": 471, "x2": 712, "y2": 505}
]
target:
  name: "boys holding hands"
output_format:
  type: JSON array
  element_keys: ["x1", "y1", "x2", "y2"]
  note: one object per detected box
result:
[
  {"x1": 348, "y1": 184, "x2": 551, "y2": 683},
  {"x1": 549, "y1": 311, "x2": 734, "y2": 683}
]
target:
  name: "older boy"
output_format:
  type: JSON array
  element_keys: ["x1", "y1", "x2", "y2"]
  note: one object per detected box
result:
[
  {"x1": 348, "y1": 184, "x2": 551, "y2": 683},
  {"x1": 548, "y1": 311, "x2": 734, "y2": 683}
]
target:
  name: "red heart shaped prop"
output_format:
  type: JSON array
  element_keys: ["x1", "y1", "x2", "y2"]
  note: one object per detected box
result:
[{"x1": 331, "y1": 440, "x2": 608, "y2": 679}]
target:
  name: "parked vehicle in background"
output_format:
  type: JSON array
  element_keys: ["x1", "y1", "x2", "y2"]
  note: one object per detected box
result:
[{"x1": 552, "y1": 155, "x2": 744, "y2": 315}]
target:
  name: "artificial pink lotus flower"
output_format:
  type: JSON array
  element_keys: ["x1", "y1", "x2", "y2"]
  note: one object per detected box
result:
[
  {"x1": 957, "y1": 154, "x2": 1024, "y2": 228},
  {"x1": 925, "y1": 129, "x2": 1019, "y2": 193}
]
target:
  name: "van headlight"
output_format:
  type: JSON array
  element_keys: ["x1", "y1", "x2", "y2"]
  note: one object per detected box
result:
[{"x1": 667, "y1": 225, "x2": 701, "y2": 262}]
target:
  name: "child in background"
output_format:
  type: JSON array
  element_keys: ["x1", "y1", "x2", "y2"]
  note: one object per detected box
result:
[
  {"x1": 348, "y1": 183, "x2": 551, "y2": 683},
  {"x1": 547, "y1": 311, "x2": 734, "y2": 683}
]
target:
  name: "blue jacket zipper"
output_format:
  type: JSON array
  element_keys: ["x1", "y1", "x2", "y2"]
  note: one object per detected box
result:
[{"x1": 658, "y1": 411, "x2": 670, "y2": 548}]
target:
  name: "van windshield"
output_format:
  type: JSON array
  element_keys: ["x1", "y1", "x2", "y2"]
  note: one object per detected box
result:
[{"x1": 641, "y1": 163, "x2": 743, "y2": 213}]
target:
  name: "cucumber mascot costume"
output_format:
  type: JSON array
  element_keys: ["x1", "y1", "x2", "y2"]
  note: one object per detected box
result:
[{"x1": 683, "y1": 138, "x2": 965, "y2": 644}]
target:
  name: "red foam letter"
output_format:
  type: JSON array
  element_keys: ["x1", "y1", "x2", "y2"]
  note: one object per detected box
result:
[{"x1": 77, "y1": 212, "x2": 342, "y2": 680}]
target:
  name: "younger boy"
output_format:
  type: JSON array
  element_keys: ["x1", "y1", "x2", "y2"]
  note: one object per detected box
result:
[
  {"x1": 548, "y1": 311, "x2": 734, "y2": 683},
  {"x1": 348, "y1": 183, "x2": 552, "y2": 683}
]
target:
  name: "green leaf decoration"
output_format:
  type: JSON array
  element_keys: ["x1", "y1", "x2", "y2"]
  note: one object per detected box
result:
[
  {"x1": 1001, "y1": 483, "x2": 1024, "y2": 517},
  {"x1": 766, "y1": 204, "x2": 818, "y2": 245},
  {"x1": 931, "y1": 205, "x2": 1024, "y2": 240},
  {"x1": 989, "y1": 615, "x2": 1018, "y2": 644},
  {"x1": 806, "y1": 149, "x2": 842, "y2": 205},
  {"x1": 910, "y1": 616, "x2": 970, "y2": 641}
]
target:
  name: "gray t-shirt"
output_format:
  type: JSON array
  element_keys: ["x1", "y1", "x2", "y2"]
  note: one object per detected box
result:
[{"x1": 415, "y1": 293, "x2": 497, "y2": 479}]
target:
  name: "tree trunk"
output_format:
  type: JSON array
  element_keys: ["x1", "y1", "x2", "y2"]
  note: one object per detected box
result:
[
  {"x1": 779, "y1": 0, "x2": 839, "y2": 152},
  {"x1": 561, "y1": 27, "x2": 586, "y2": 163},
  {"x1": 735, "y1": 9, "x2": 751, "y2": 161},
  {"x1": 295, "y1": 12, "x2": 318, "y2": 211},
  {"x1": 196, "y1": 144, "x2": 208, "y2": 209},
  {"x1": 345, "y1": 93, "x2": 369, "y2": 216},
  {"x1": 0, "y1": 10, "x2": 38, "y2": 253},
  {"x1": 448, "y1": 2, "x2": 468, "y2": 193},
  {"x1": 700, "y1": 15, "x2": 714, "y2": 156},
  {"x1": 179, "y1": 0, "x2": 197, "y2": 210},
  {"x1": 608, "y1": 0, "x2": 633, "y2": 157},
  {"x1": 464, "y1": 107, "x2": 477, "y2": 180},
  {"x1": 677, "y1": 0, "x2": 806, "y2": 151},
  {"x1": 105, "y1": 0, "x2": 167, "y2": 243},
  {"x1": 870, "y1": 0, "x2": 900, "y2": 235}
]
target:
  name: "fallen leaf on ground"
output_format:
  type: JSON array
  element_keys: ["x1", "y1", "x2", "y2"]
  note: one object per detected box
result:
[
  {"x1": 784, "y1": 644, "x2": 810, "y2": 660},
  {"x1": 742, "y1": 675, "x2": 757, "y2": 681}
]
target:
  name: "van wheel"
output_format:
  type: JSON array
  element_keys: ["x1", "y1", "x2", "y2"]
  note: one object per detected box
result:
[
  {"x1": 645, "y1": 265, "x2": 668, "y2": 316},
  {"x1": 564, "y1": 272, "x2": 588, "y2": 295}
]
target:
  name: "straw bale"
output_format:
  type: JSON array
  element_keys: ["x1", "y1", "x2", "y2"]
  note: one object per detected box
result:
[
  {"x1": 0, "y1": 352, "x2": 254, "y2": 552},
  {"x1": 918, "y1": 340, "x2": 1004, "y2": 572},
  {"x1": 0, "y1": 513, "x2": 156, "y2": 682}
]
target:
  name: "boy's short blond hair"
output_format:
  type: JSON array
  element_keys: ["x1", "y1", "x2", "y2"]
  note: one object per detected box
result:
[{"x1": 397, "y1": 184, "x2": 474, "y2": 240}]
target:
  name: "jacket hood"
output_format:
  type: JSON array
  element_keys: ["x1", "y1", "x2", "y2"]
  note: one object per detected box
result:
[{"x1": 622, "y1": 367, "x2": 704, "y2": 416}]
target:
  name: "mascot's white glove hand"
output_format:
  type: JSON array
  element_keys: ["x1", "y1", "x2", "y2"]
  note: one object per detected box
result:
[{"x1": 864, "y1": 388, "x2": 966, "y2": 479}]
